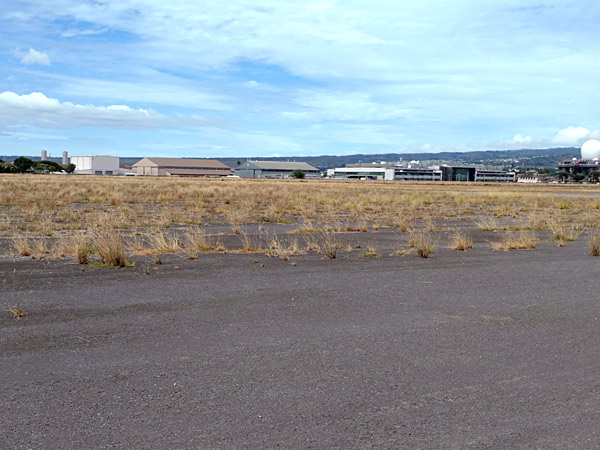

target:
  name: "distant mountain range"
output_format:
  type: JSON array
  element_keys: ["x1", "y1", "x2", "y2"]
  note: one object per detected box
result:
[{"x1": 1, "y1": 147, "x2": 580, "y2": 170}]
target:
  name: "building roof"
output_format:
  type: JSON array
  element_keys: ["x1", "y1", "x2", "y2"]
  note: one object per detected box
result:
[
  {"x1": 164, "y1": 168, "x2": 232, "y2": 176},
  {"x1": 132, "y1": 157, "x2": 230, "y2": 169},
  {"x1": 243, "y1": 161, "x2": 319, "y2": 171}
]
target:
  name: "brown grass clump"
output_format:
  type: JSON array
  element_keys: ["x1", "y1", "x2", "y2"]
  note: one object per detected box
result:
[
  {"x1": 359, "y1": 246, "x2": 379, "y2": 258},
  {"x1": 33, "y1": 239, "x2": 50, "y2": 259},
  {"x1": 588, "y1": 228, "x2": 600, "y2": 256},
  {"x1": 12, "y1": 237, "x2": 31, "y2": 256},
  {"x1": 548, "y1": 221, "x2": 584, "y2": 242},
  {"x1": 144, "y1": 233, "x2": 181, "y2": 254},
  {"x1": 92, "y1": 231, "x2": 129, "y2": 267},
  {"x1": 408, "y1": 229, "x2": 436, "y2": 258},
  {"x1": 476, "y1": 217, "x2": 501, "y2": 231},
  {"x1": 185, "y1": 228, "x2": 215, "y2": 253},
  {"x1": 450, "y1": 229, "x2": 473, "y2": 251},
  {"x1": 491, "y1": 232, "x2": 538, "y2": 251}
]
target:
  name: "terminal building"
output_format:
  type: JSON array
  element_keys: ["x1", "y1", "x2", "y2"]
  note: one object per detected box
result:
[
  {"x1": 394, "y1": 168, "x2": 442, "y2": 181},
  {"x1": 327, "y1": 164, "x2": 514, "y2": 182}
]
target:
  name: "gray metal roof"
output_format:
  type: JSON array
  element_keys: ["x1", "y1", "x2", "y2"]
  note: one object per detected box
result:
[
  {"x1": 244, "y1": 161, "x2": 319, "y2": 171},
  {"x1": 133, "y1": 158, "x2": 229, "y2": 169}
]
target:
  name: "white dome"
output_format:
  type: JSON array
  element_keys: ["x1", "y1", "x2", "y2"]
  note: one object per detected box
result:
[{"x1": 581, "y1": 139, "x2": 600, "y2": 160}]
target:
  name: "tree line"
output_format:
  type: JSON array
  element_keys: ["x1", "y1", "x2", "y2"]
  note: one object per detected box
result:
[{"x1": 0, "y1": 157, "x2": 75, "y2": 173}]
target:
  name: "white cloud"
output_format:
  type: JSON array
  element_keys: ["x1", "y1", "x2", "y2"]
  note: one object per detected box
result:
[
  {"x1": 20, "y1": 48, "x2": 50, "y2": 66},
  {"x1": 0, "y1": 91, "x2": 210, "y2": 130},
  {"x1": 284, "y1": 90, "x2": 412, "y2": 121},
  {"x1": 552, "y1": 126, "x2": 598, "y2": 145},
  {"x1": 512, "y1": 133, "x2": 532, "y2": 144}
]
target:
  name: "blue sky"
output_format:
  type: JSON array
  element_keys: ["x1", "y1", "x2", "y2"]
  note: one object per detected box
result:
[{"x1": 1, "y1": 0, "x2": 599, "y2": 158}]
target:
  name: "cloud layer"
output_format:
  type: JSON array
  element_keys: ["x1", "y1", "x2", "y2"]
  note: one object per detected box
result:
[
  {"x1": 0, "y1": 91, "x2": 208, "y2": 130},
  {"x1": 1, "y1": 1, "x2": 599, "y2": 156}
]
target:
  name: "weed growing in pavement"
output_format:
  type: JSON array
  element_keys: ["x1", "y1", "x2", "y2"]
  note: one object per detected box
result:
[
  {"x1": 8, "y1": 304, "x2": 24, "y2": 318},
  {"x1": 12, "y1": 236, "x2": 31, "y2": 257},
  {"x1": 450, "y1": 229, "x2": 473, "y2": 251},
  {"x1": 548, "y1": 221, "x2": 584, "y2": 242},
  {"x1": 92, "y1": 231, "x2": 130, "y2": 267},
  {"x1": 490, "y1": 232, "x2": 538, "y2": 251},
  {"x1": 360, "y1": 246, "x2": 379, "y2": 258},
  {"x1": 408, "y1": 229, "x2": 436, "y2": 258},
  {"x1": 588, "y1": 228, "x2": 600, "y2": 256}
]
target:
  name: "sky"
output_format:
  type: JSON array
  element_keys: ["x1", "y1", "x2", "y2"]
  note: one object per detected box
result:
[{"x1": 1, "y1": 0, "x2": 599, "y2": 158}]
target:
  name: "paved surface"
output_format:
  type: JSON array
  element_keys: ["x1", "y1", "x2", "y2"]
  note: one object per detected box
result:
[{"x1": 2, "y1": 238, "x2": 600, "y2": 449}]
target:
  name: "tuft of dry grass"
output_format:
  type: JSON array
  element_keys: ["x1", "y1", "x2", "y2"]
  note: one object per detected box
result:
[
  {"x1": 450, "y1": 229, "x2": 473, "y2": 251},
  {"x1": 408, "y1": 229, "x2": 436, "y2": 258},
  {"x1": 92, "y1": 230, "x2": 129, "y2": 267},
  {"x1": 491, "y1": 232, "x2": 538, "y2": 251},
  {"x1": 548, "y1": 221, "x2": 584, "y2": 242},
  {"x1": 185, "y1": 228, "x2": 215, "y2": 253},
  {"x1": 588, "y1": 228, "x2": 600, "y2": 256},
  {"x1": 360, "y1": 246, "x2": 379, "y2": 258},
  {"x1": 476, "y1": 217, "x2": 501, "y2": 231},
  {"x1": 33, "y1": 238, "x2": 50, "y2": 259},
  {"x1": 12, "y1": 237, "x2": 31, "y2": 256}
]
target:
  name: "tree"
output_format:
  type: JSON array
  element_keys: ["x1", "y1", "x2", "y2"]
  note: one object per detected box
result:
[
  {"x1": 290, "y1": 169, "x2": 305, "y2": 179},
  {"x1": 36, "y1": 160, "x2": 63, "y2": 172},
  {"x1": 65, "y1": 163, "x2": 76, "y2": 174},
  {"x1": 0, "y1": 161, "x2": 17, "y2": 173},
  {"x1": 572, "y1": 173, "x2": 585, "y2": 182},
  {"x1": 12, "y1": 157, "x2": 34, "y2": 173}
]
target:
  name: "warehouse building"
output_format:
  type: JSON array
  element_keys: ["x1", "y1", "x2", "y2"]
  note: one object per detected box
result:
[
  {"x1": 133, "y1": 158, "x2": 232, "y2": 177},
  {"x1": 235, "y1": 161, "x2": 320, "y2": 178},
  {"x1": 326, "y1": 167, "x2": 394, "y2": 180},
  {"x1": 70, "y1": 155, "x2": 120, "y2": 175}
]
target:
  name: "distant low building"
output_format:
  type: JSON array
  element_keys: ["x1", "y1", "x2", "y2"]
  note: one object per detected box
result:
[
  {"x1": 235, "y1": 161, "x2": 320, "y2": 178},
  {"x1": 394, "y1": 168, "x2": 442, "y2": 181},
  {"x1": 133, "y1": 158, "x2": 232, "y2": 177},
  {"x1": 71, "y1": 155, "x2": 120, "y2": 175},
  {"x1": 327, "y1": 167, "x2": 394, "y2": 180},
  {"x1": 517, "y1": 174, "x2": 551, "y2": 183},
  {"x1": 474, "y1": 169, "x2": 516, "y2": 182},
  {"x1": 557, "y1": 159, "x2": 599, "y2": 175}
]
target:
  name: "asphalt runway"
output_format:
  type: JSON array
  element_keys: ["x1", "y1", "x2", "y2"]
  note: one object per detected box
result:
[{"x1": 2, "y1": 238, "x2": 599, "y2": 449}]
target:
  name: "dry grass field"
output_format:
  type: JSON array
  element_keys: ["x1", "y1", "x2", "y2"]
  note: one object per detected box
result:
[{"x1": 2, "y1": 174, "x2": 600, "y2": 263}]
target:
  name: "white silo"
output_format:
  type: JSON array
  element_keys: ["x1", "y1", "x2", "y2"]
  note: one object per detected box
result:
[
  {"x1": 41, "y1": 149, "x2": 47, "y2": 160},
  {"x1": 62, "y1": 151, "x2": 68, "y2": 166}
]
